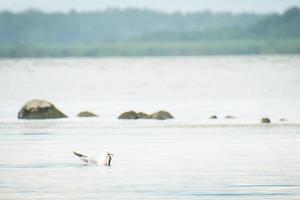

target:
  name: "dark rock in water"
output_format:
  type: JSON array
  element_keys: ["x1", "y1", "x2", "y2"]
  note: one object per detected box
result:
[
  {"x1": 118, "y1": 111, "x2": 150, "y2": 119},
  {"x1": 261, "y1": 118, "x2": 271, "y2": 123},
  {"x1": 118, "y1": 111, "x2": 139, "y2": 119},
  {"x1": 150, "y1": 110, "x2": 174, "y2": 120},
  {"x1": 210, "y1": 115, "x2": 217, "y2": 119},
  {"x1": 77, "y1": 111, "x2": 98, "y2": 117},
  {"x1": 225, "y1": 115, "x2": 235, "y2": 119},
  {"x1": 18, "y1": 99, "x2": 67, "y2": 119},
  {"x1": 137, "y1": 112, "x2": 151, "y2": 119},
  {"x1": 118, "y1": 110, "x2": 173, "y2": 120},
  {"x1": 280, "y1": 118, "x2": 287, "y2": 122}
]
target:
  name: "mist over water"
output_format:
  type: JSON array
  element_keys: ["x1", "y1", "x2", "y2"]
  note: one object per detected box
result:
[{"x1": 1, "y1": 56, "x2": 300, "y2": 199}]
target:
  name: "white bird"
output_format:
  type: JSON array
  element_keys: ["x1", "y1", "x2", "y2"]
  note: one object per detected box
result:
[{"x1": 73, "y1": 151, "x2": 114, "y2": 166}]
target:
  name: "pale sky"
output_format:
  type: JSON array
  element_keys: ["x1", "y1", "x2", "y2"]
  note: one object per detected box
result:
[{"x1": 1, "y1": 0, "x2": 300, "y2": 13}]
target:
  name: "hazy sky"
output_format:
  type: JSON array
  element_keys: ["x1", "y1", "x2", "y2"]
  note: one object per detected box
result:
[{"x1": 1, "y1": 0, "x2": 300, "y2": 13}]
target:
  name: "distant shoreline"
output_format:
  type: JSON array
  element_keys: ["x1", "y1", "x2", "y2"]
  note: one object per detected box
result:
[
  {"x1": 1, "y1": 39, "x2": 300, "y2": 58},
  {"x1": 1, "y1": 7, "x2": 300, "y2": 57}
]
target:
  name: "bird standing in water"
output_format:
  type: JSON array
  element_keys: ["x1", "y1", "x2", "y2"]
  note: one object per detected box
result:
[{"x1": 73, "y1": 150, "x2": 114, "y2": 166}]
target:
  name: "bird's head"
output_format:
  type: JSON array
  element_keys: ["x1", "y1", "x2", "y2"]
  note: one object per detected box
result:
[{"x1": 104, "y1": 150, "x2": 114, "y2": 157}]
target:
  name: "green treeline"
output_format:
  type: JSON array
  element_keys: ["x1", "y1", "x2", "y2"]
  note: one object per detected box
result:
[{"x1": 0, "y1": 7, "x2": 300, "y2": 57}]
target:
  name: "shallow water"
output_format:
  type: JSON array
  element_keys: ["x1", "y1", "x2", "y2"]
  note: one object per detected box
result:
[
  {"x1": 1, "y1": 120, "x2": 300, "y2": 200},
  {"x1": 0, "y1": 56, "x2": 300, "y2": 199}
]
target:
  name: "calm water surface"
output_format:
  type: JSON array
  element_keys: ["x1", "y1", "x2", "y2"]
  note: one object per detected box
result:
[{"x1": 0, "y1": 56, "x2": 300, "y2": 199}]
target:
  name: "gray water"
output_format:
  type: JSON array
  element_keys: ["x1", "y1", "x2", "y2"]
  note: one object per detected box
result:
[{"x1": 1, "y1": 56, "x2": 300, "y2": 199}]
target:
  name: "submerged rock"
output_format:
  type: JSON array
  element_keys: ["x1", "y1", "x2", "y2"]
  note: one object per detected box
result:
[
  {"x1": 210, "y1": 115, "x2": 217, "y2": 119},
  {"x1": 150, "y1": 110, "x2": 174, "y2": 120},
  {"x1": 77, "y1": 111, "x2": 98, "y2": 117},
  {"x1": 261, "y1": 118, "x2": 271, "y2": 124},
  {"x1": 18, "y1": 99, "x2": 67, "y2": 119},
  {"x1": 225, "y1": 115, "x2": 235, "y2": 119}
]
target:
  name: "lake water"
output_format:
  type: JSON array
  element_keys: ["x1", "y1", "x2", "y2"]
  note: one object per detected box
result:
[{"x1": 1, "y1": 56, "x2": 300, "y2": 199}]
